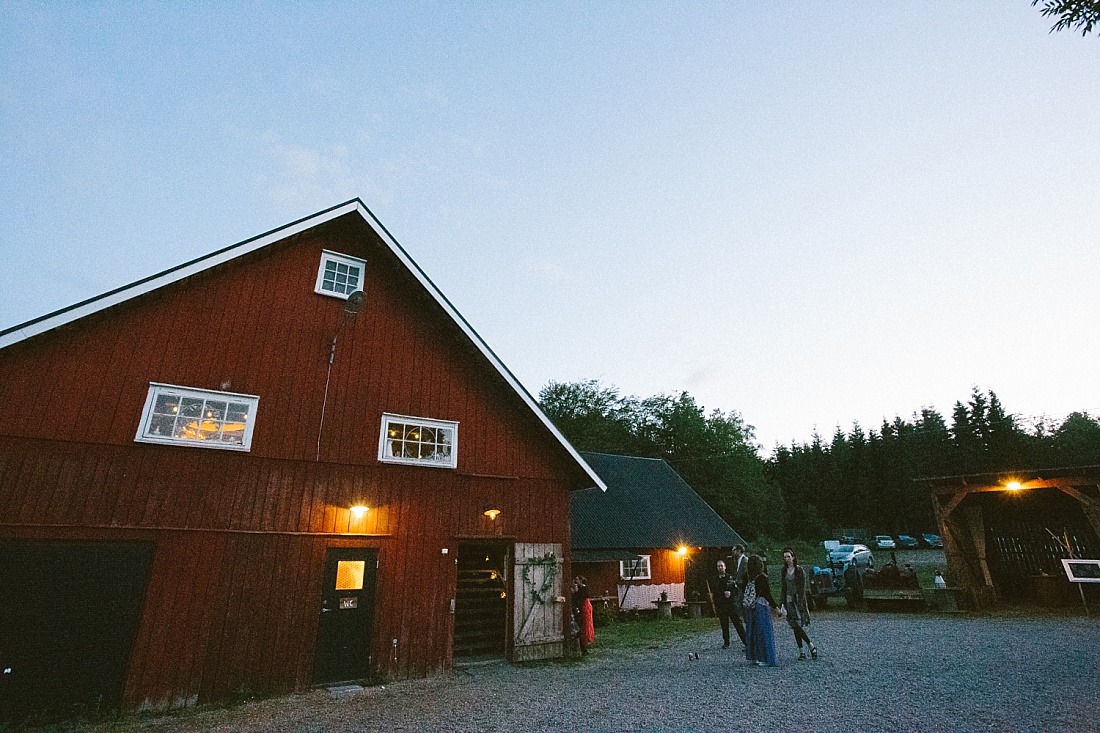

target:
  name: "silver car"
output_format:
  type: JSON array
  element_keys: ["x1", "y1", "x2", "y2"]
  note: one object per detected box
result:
[{"x1": 829, "y1": 543, "x2": 874, "y2": 568}]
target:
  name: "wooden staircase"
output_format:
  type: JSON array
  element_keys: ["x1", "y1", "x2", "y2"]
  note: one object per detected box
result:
[{"x1": 454, "y1": 547, "x2": 507, "y2": 658}]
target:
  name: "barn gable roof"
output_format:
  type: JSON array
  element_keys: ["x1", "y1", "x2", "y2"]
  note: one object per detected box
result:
[
  {"x1": 571, "y1": 452, "x2": 744, "y2": 550},
  {"x1": 0, "y1": 198, "x2": 605, "y2": 491}
]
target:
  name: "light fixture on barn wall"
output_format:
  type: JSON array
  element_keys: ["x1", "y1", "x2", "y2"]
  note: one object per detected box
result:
[
  {"x1": 483, "y1": 508, "x2": 501, "y2": 521},
  {"x1": 1005, "y1": 481, "x2": 1023, "y2": 491},
  {"x1": 350, "y1": 504, "x2": 370, "y2": 518}
]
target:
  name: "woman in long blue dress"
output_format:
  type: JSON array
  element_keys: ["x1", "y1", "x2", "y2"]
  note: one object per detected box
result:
[{"x1": 742, "y1": 554, "x2": 779, "y2": 666}]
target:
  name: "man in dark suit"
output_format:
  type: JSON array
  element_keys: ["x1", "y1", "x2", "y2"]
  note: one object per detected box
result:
[
  {"x1": 710, "y1": 558, "x2": 746, "y2": 648},
  {"x1": 728, "y1": 544, "x2": 748, "y2": 646}
]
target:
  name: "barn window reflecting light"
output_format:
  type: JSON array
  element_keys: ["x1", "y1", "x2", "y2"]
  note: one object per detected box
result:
[
  {"x1": 378, "y1": 413, "x2": 458, "y2": 468},
  {"x1": 136, "y1": 383, "x2": 259, "y2": 451}
]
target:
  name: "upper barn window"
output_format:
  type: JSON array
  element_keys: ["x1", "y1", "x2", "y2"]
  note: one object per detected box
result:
[
  {"x1": 136, "y1": 383, "x2": 259, "y2": 451},
  {"x1": 378, "y1": 413, "x2": 458, "y2": 468},
  {"x1": 315, "y1": 250, "x2": 365, "y2": 299}
]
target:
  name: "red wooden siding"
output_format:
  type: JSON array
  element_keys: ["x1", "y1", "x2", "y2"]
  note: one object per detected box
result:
[{"x1": 0, "y1": 212, "x2": 585, "y2": 710}]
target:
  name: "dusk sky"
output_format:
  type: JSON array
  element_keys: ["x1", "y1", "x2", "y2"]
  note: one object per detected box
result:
[{"x1": 2, "y1": 3, "x2": 1098, "y2": 451}]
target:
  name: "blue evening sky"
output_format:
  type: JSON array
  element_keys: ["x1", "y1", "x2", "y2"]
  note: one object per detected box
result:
[{"x1": 2, "y1": 3, "x2": 1098, "y2": 451}]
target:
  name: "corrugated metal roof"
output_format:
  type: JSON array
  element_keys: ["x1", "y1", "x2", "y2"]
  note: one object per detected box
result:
[
  {"x1": 572, "y1": 549, "x2": 642, "y2": 562},
  {"x1": 571, "y1": 452, "x2": 745, "y2": 550}
]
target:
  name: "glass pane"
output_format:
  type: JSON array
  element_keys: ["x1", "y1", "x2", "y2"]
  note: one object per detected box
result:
[
  {"x1": 335, "y1": 560, "x2": 365, "y2": 590},
  {"x1": 336, "y1": 262, "x2": 349, "y2": 275},
  {"x1": 226, "y1": 403, "x2": 249, "y2": 423},
  {"x1": 421, "y1": 427, "x2": 436, "y2": 444},
  {"x1": 404, "y1": 424, "x2": 420, "y2": 441},
  {"x1": 198, "y1": 418, "x2": 222, "y2": 441},
  {"x1": 153, "y1": 394, "x2": 180, "y2": 416},
  {"x1": 220, "y1": 422, "x2": 244, "y2": 444},
  {"x1": 204, "y1": 401, "x2": 227, "y2": 421},
  {"x1": 325, "y1": 261, "x2": 338, "y2": 275},
  {"x1": 387, "y1": 439, "x2": 401, "y2": 458},
  {"x1": 346, "y1": 270, "x2": 360, "y2": 289},
  {"x1": 402, "y1": 442, "x2": 418, "y2": 458},
  {"x1": 179, "y1": 397, "x2": 204, "y2": 419},
  {"x1": 148, "y1": 414, "x2": 176, "y2": 437},
  {"x1": 439, "y1": 429, "x2": 453, "y2": 447},
  {"x1": 174, "y1": 418, "x2": 199, "y2": 440}
]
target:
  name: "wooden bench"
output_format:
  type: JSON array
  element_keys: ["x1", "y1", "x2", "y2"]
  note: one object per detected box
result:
[{"x1": 862, "y1": 588, "x2": 926, "y2": 609}]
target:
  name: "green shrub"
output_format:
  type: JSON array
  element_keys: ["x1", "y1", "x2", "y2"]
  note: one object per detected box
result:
[{"x1": 593, "y1": 603, "x2": 616, "y2": 628}]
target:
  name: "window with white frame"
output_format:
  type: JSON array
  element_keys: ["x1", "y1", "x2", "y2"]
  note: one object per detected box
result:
[
  {"x1": 378, "y1": 413, "x2": 458, "y2": 468},
  {"x1": 136, "y1": 383, "x2": 259, "y2": 451},
  {"x1": 620, "y1": 555, "x2": 651, "y2": 581},
  {"x1": 315, "y1": 250, "x2": 365, "y2": 299}
]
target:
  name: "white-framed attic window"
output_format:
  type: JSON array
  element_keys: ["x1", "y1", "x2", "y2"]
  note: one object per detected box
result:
[
  {"x1": 620, "y1": 555, "x2": 651, "y2": 581},
  {"x1": 378, "y1": 413, "x2": 458, "y2": 469},
  {"x1": 135, "y1": 383, "x2": 259, "y2": 451},
  {"x1": 315, "y1": 250, "x2": 365, "y2": 299}
]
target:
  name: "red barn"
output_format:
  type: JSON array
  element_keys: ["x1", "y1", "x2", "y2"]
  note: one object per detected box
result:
[{"x1": 0, "y1": 200, "x2": 603, "y2": 717}]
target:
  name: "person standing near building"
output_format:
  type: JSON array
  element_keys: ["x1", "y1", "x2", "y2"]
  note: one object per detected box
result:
[
  {"x1": 743, "y1": 554, "x2": 778, "y2": 666},
  {"x1": 571, "y1": 575, "x2": 593, "y2": 655},
  {"x1": 729, "y1": 545, "x2": 749, "y2": 645},
  {"x1": 709, "y1": 559, "x2": 745, "y2": 649},
  {"x1": 779, "y1": 547, "x2": 818, "y2": 660}
]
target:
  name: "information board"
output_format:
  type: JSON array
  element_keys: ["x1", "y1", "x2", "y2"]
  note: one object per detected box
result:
[{"x1": 1060, "y1": 558, "x2": 1100, "y2": 584}]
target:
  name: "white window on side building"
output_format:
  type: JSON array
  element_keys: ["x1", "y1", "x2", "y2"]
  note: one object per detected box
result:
[
  {"x1": 378, "y1": 413, "x2": 458, "y2": 468},
  {"x1": 620, "y1": 555, "x2": 651, "y2": 581},
  {"x1": 135, "y1": 383, "x2": 259, "y2": 451}
]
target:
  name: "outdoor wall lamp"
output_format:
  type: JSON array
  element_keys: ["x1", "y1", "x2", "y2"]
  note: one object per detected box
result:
[
  {"x1": 677, "y1": 546, "x2": 689, "y2": 556},
  {"x1": 1005, "y1": 481, "x2": 1023, "y2": 491},
  {"x1": 350, "y1": 505, "x2": 370, "y2": 518},
  {"x1": 483, "y1": 508, "x2": 501, "y2": 520}
]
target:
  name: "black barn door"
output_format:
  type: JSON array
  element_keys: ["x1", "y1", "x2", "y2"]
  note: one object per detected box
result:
[
  {"x1": 0, "y1": 540, "x2": 154, "y2": 721},
  {"x1": 313, "y1": 547, "x2": 377, "y2": 684}
]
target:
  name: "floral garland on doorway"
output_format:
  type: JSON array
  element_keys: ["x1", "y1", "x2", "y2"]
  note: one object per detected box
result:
[{"x1": 522, "y1": 551, "x2": 559, "y2": 605}]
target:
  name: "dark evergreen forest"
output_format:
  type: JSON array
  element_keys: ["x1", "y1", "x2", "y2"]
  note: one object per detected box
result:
[{"x1": 539, "y1": 380, "x2": 1100, "y2": 542}]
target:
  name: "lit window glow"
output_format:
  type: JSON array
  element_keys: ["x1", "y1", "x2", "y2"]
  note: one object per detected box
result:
[
  {"x1": 136, "y1": 383, "x2": 258, "y2": 451},
  {"x1": 378, "y1": 413, "x2": 458, "y2": 468}
]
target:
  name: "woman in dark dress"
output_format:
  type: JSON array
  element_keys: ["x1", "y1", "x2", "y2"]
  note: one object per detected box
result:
[
  {"x1": 742, "y1": 554, "x2": 778, "y2": 666},
  {"x1": 780, "y1": 547, "x2": 818, "y2": 660}
]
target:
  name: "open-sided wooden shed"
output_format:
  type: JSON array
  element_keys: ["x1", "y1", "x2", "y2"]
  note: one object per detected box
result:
[
  {"x1": 925, "y1": 466, "x2": 1100, "y2": 609},
  {"x1": 0, "y1": 200, "x2": 604, "y2": 718}
]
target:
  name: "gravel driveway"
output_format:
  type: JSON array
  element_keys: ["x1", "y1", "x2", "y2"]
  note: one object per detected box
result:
[{"x1": 85, "y1": 610, "x2": 1097, "y2": 733}]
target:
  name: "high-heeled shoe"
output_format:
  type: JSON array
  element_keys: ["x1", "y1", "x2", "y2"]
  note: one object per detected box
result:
[{"x1": 810, "y1": 645, "x2": 818, "y2": 660}]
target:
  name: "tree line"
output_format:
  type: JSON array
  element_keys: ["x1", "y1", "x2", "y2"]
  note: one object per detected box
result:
[{"x1": 539, "y1": 380, "x2": 1100, "y2": 542}]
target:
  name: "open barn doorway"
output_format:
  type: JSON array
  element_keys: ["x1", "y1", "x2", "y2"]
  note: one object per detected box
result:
[
  {"x1": 453, "y1": 542, "x2": 509, "y2": 661},
  {"x1": 0, "y1": 539, "x2": 154, "y2": 722},
  {"x1": 984, "y1": 489, "x2": 1100, "y2": 603}
]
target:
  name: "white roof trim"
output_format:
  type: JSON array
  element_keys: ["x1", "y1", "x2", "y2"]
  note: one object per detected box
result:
[{"x1": 0, "y1": 199, "x2": 606, "y2": 491}]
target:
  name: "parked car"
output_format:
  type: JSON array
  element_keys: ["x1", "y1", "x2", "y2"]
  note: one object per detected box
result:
[
  {"x1": 874, "y1": 535, "x2": 896, "y2": 550},
  {"x1": 921, "y1": 533, "x2": 944, "y2": 548},
  {"x1": 828, "y1": 543, "x2": 874, "y2": 568},
  {"x1": 895, "y1": 535, "x2": 920, "y2": 549}
]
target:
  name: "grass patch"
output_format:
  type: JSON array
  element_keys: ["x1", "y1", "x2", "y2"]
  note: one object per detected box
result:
[{"x1": 595, "y1": 616, "x2": 717, "y2": 651}]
